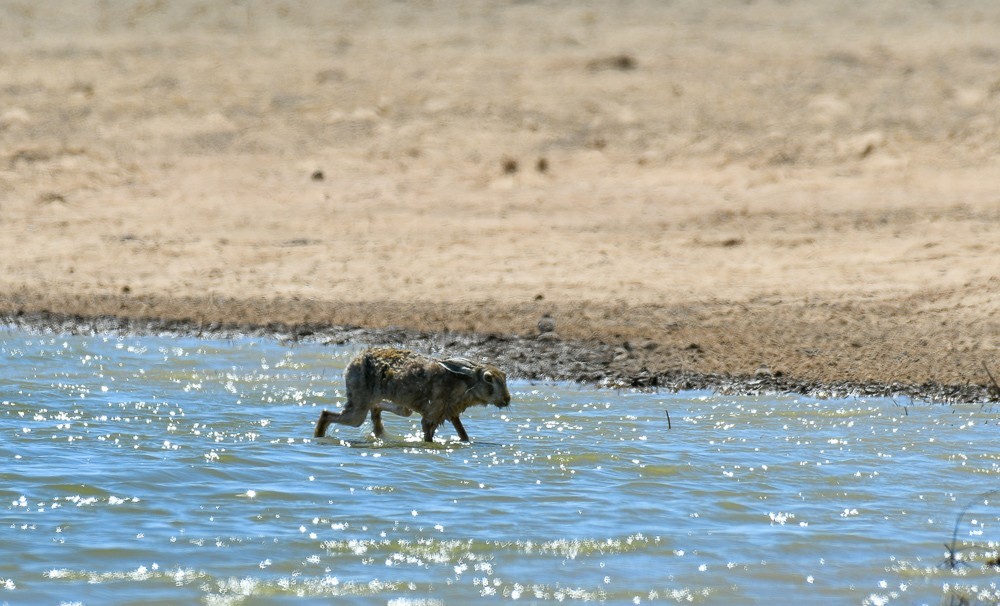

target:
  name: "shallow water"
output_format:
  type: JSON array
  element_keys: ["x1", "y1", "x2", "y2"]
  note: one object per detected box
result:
[{"x1": 1, "y1": 330, "x2": 999, "y2": 605}]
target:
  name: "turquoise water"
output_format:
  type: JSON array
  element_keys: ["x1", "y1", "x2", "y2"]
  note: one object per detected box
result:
[{"x1": 1, "y1": 330, "x2": 999, "y2": 605}]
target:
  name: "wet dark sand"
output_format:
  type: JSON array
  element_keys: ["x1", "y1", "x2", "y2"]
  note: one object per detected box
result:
[{"x1": 4, "y1": 294, "x2": 997, "y2": 404}]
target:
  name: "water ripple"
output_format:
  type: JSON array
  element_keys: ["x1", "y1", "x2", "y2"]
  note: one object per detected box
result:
[{"x1": 2, "y1": 330, "x2": 1000, "y2": 603}]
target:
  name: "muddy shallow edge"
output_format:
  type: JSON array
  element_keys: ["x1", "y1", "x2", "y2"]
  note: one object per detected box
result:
[{"x1": 3, "y1": 311, "x2": 997, "y2": 405}]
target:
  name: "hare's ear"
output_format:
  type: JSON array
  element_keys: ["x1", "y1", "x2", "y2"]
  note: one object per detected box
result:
[{"x1": 439, "y1": 358, "x2": 477, "y2": 377}]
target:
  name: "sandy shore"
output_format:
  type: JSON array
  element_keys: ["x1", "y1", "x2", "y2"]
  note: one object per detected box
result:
[{"x1": 1, "y1": 1, "x2": 998, "y2": 399}]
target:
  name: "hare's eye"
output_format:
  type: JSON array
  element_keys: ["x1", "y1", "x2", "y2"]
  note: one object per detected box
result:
[{"x1": 483, "y1": 371, "x2": 495, "y2": 384}]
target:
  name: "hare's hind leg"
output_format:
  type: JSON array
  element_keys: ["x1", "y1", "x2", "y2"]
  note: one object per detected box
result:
[
  {"x1": 314, "y1": 396, "x2": 370, "y2": 438},
  {"x1": 377, "y1": 402, "x2": 413, "y2": 417},
  {"x1": 314, "y1": 410, "x2": 337, "y2": 437},
  {"x1": 421, "y1": 417, "x2": 441, "y2": 443},
  {"x1": 314, "y1": 409, "x2": 365, "y2": 437},
  {"x1": 371, "y1": 402, "x2": 413, "y2": 438},
  {"x1": 371, "y1": 408, "x2": 385, "y2": 438}
]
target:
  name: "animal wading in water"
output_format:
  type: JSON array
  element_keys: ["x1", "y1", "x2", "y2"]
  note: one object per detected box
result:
[{"x1": 313, "y1": 347, "x2": 511, "y2": 443}]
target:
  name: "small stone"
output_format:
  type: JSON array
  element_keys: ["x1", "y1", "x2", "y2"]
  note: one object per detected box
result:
[{"x1": 537, "y1": 314, "x2": 555, "y2": 334}]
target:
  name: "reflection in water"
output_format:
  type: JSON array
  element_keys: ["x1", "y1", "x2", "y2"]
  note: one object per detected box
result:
[{"x1": 1, "y1": 330, "x2": 999, "y2": 604}]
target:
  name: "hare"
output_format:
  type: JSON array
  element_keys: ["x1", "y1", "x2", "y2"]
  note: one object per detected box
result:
[{"x1": 313, "y1": 347, "x2": 511, "y2": 443}]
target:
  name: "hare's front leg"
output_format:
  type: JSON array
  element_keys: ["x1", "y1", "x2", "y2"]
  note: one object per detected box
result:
[{"x1": 450, "y1": 416, "x2": 470, "y2": 442}]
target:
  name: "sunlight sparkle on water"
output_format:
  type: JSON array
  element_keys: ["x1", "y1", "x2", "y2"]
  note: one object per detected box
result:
[{"x1": 2, "y1": 330, "x2": 1000, "y2": 603}]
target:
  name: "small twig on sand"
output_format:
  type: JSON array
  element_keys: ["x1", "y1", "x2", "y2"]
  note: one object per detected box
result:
[
  {"x1": 984, "y1": 362, "x2": 1000, "y2": 399},
  {"x1": 665, "y1": 409, "x2": 672, "y2": 430}
]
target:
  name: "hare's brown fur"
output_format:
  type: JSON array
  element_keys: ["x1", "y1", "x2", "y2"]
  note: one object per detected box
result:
[{"x1": 313, "y1": 347, "x2": 511, "y2": 442}]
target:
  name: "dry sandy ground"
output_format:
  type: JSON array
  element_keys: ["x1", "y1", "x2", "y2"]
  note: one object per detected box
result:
[{"x1": 1, "y1": 1, "x2": 998, "y2": 392}]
